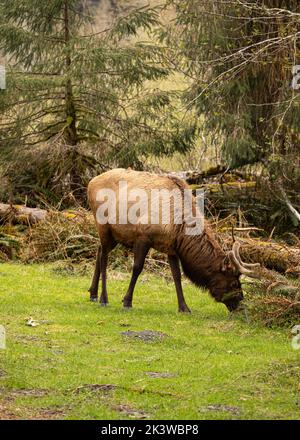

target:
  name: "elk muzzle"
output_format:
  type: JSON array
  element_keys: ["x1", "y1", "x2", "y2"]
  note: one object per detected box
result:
[{"x1": 222, "y1": 291, "x2": 244, "y2": 312}]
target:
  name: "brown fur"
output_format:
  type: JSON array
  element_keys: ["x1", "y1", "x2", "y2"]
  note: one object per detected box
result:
[{"x1": 88, "y1": 168, "x2": 243, "y2": 312}]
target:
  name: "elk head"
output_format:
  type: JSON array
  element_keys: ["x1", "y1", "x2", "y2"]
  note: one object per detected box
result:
[{"x1": 210, "y1": 242, "x2": 261, "y2": 312}]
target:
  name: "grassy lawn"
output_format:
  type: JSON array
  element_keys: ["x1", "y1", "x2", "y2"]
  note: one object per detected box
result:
[{"x1": 0, "y1": 262, "x2": 299, "y2": 420}]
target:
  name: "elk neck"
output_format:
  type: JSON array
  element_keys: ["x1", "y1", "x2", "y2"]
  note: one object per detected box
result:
[{"x1": 175, "y1": 226, "x2": 226, "y2": 292}]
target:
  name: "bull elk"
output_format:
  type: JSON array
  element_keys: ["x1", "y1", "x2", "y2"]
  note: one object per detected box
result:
[{"x1": 87, "y1": 168, "x2": 260, "y2": 313}]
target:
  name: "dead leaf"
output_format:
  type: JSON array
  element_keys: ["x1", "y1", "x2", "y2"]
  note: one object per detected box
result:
[{"x1": 26, "y1": 318, "x2": 39, "y2": 327}]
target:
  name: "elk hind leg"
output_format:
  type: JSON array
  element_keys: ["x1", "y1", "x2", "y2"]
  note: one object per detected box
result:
[
  {"x1": 99, "y1": 238, "x2": 116, "y2": 306},
  {"x1": 89, "y1": 245, "x2": 101, "y2": 302}
]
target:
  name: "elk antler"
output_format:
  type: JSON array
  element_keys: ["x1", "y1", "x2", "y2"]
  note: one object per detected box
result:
[
  {"x1": 233, "y1": 242, "x2": 260, "y2": 269},
  {"x1": 228, "y1": 242, "x2": 261, "y2": 278}
]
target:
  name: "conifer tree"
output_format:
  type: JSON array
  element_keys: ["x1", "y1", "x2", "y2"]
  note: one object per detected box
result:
[
  {"x1": 163, "y1": 0, "x2": 300, "y2": 169},
  {"x1": 0, "y1": 0, "x2": 196, "y2": 203}
]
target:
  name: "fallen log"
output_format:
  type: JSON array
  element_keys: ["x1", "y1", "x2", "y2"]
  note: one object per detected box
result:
[
  {"x1": 222, "y1": 236, "x2": 300, "y2": 274},
  {"x1": 1, "y1": 202, "x2": 299, "y2": 279},
  {"x1": 168, "y1": 166, "x2": 247, "y2": 185},
  {"x1": 0, "y1": 203, "x2": 47, "y2": 225},
  {"x1": 185, "y1": 165, "x2": 228, "y2": 184}
]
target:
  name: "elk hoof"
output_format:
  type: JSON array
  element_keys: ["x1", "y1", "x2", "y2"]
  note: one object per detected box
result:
[
  {"x1": 123, "y1": 305, "x2": 132, "y2": 310},
  {"x1": 179, "y1": 307, "x2": 191, "y2": 314},
  {"x1": 99, "y1": 299, "x2": 108, "y2": 307},
  {"x1": 90, "y1": 297, "x2": 98, "y2": 302}
]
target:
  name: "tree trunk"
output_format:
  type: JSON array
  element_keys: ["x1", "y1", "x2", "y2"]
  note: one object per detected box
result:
[{"x1": 64, "y1": 0, "x2": 78, "y2": 146}]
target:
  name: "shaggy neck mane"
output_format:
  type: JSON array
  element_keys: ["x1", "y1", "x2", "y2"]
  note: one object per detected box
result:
[
  {"x1": 167, "y1": 174, "x2": 226, "y2": 293},
  {"x1": 175, "y1": 226, "x2": 225, "y2": 290}
]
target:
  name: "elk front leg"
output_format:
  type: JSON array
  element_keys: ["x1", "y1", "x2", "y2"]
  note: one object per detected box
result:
[
  {"x1": 168, "y1": 255, "x2": 191, "y2": 313},
  {"x1": 89, "y1": 245, "x2": 101, "y2": 302},
  {"x1": 99, "y1": 243, "x2": 110, "y2": 306},
  {"x1": 123, "y1": 241, "x2": 150, "y2": 309}
]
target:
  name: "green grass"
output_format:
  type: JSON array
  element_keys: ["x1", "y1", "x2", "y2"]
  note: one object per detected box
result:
[{"x1": 0, "y1": 263, "x2": 299, "y2": 420}]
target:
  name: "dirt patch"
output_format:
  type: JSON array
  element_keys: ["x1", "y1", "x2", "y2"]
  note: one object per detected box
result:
[
  {"x1": 14, "y1": 335, "x2": 42, "y2": 345},
  {"x1": 10, "y1": 388, "x2": 48, "y2": 398},
  {"x1": 73, "y1": 384, "x2": 150, "y2": 419},
  {"x1": 111, "y1": 404, "x2": 149, "y2": 419},
  {"x1": 0, "y1": 403, "x2": 19, "y2": 420},
  {"x1": 146, "y1": 371, "x2": 177, "y2": 378},
  {"x1": 0, "y1": 389, "x2": 68, "y2": 420},
  {"x1": 199, "y1": 404, "x2": 241, "y2": 415},
  {"x1": 121, "y1": 330, "x2": 168, "y2": 342},
  {"x1": 0, "y1": 388, "x2": 54, "y2": 420},
  {"x1": 31, "y1": 407, "x2": 67, "y2": 420},
  {"x1": 74, "y1": 384, "x2": 117, "y2": 394},
  {"x1": 0, "y1": 403, "x2": 66, "y2": 421}
]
